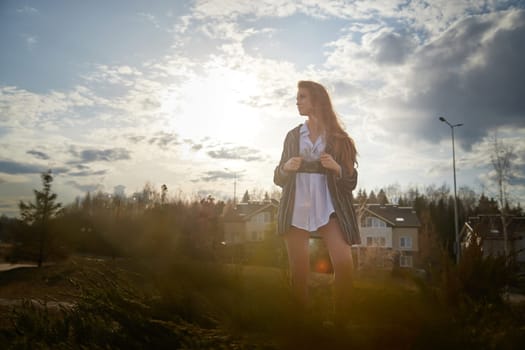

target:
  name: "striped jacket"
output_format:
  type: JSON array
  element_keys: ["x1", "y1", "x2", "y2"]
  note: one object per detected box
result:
[{"x1": 273, "y1": 124, "x2": 361, "y2": 245}]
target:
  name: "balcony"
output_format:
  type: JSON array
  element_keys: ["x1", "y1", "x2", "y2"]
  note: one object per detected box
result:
[{"x1": 359, "y1": 227, "x2": 393, "y2": 248}]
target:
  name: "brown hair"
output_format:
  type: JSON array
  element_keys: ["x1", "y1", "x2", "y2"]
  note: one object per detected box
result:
[{"x1": 297, "y1": 80, "x2": 358, "y2": 173}]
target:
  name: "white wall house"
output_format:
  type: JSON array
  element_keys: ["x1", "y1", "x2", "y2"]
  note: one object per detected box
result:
[
  {"x1": 356, "y1": 204, "x2": 421, "y2": 268},
  {"x1": 222, "y1": 201, "x2": 278, "y2": 245}
]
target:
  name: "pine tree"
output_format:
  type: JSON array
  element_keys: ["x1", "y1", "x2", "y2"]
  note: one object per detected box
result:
[
  {"x1": 368, "y1": 190, "x2": 378, "y2": 204},
  {"x1": 18, "y1": 170, "x2": 62, "y2": 267},
  {"x1": 356, "y1": 189, "x2": 367, "y2": 205},
  {"x1": 475, "y1": 193, "x2": 499, "y2": 214},
  {"x1": 241, "y1": 190, "x2": 250, "y2": 203},
  {"x1": 377, "y1": 189, "x2": 389, "y2": 205}
]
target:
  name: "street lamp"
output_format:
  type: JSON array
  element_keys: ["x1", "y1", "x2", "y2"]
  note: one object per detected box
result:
[{"x1": 439, "y1": 117, "x2": 463, "y2": 264}]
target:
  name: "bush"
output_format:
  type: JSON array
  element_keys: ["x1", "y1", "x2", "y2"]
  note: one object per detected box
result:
[{"x1": 435, "y1": 234, "x2": 516, "y2": 307}]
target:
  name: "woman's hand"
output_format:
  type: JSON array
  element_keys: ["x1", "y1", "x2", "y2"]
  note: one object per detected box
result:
[
  {"x1": 320, "y1": 152, "x2": 342, "y2": 177},
  {"x1": 283, "y1": 157, "x2": 303, "y2": 172}
]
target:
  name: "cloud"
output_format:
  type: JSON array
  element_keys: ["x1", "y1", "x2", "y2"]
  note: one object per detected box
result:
[
  {"x1": 148, "y1": 131, "x2": 180, "y2": 149},
  {"x1": 0, "y1": 160, "x2": 68, "y2": 175},
  {"x1": 69, "y1": 147, "x2": 131, "y2": 163},
  {"x1": 192, "y1": 0, "x2": 299, "y2": 20},
  {"x1": 65, "y1": 180, "x2": 101, "y2": 193},
  {"x1": 21, "y1": 34, "x2": 38, "y2": 50},
  {"x1": 183, "y1": 139, "x2": 203, "y2": 151},
  {"x1": 370, "y1": 29, "x2": 417, "y2": 65},
  {"x1": 138, "y1": 12, "x2": 162, "y2": 29},
  {"x1": 362, "y1": 9, "x2": 525, "y2": 150},
  {"x1": 16, "y1": 5, "x2": 39, "y2": 14},
  {"x1": 0, "y1": 160, "x2": 47, "y2": 174},
  {"x1": 123, "y1": 132, "x2": 182, "y2": 150},
  {"x1": 81, "y1": 64, "x2": 143, "y2": 86},
  {"x1": 207, "y1": 146, "x2": 263, "y2": 161},
  {"x1": 0, "y1": 85, "x2": 103, "y2": 128},
  {"x1": 425, "y1": 11, "x2": 524, "y2": 142},
  {"x1": 26, "y1": 150, "x2": 50, "y2": 160},
  {"x1": 69, "y1": 166, "x2": 108, "y2": 177},
  {"x1": 125, "y1": 135, "x2": 147, "y2": 144},
  {"x1": 2, "y1": 0, "x2": 524, "y2": 213},
  {"x1": 197, "y1": 170, "x2": 242, "y2": 182}
]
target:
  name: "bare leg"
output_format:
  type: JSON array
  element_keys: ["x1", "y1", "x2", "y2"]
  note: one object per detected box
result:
[
  {"x1": 284, "y1": 227, "x2": 310, "y2": 305},
  {"x1": 318, "y1": 217, "x2": 354, "y2": 319}
]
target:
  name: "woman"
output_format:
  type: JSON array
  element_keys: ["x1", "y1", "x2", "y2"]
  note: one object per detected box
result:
[{"x1": 274, "y1": 80, "x2": 360, "y2": 309}]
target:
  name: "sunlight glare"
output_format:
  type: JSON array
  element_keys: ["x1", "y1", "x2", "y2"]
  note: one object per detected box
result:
[{"x1": 165, "y1": 67, "x2": 262, "y2": 144}]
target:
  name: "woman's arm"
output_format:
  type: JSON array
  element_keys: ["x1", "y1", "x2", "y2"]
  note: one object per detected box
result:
[
  {"x1": 336, "y1": 166, "x2": 358, "y2": 193},
  {"x1": 273, "y1": 131, "x2": 298, "y2": 187}
]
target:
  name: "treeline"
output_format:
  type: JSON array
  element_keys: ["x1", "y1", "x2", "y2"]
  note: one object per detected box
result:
[
  {"x1": 0, "y1": 172, "x2": 523, "y2": 268},
  {"x1": 1, "y1": 190, "x2": 227, "y2": 266}
]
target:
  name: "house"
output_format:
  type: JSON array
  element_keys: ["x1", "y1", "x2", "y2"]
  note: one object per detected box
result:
[
  {"x1": 221, "y1": 201, "x2": 421, "y2": 268},
  {"x1": 356, "y1": 204, "x2": 421, "y2": 268},
  {"x1": 460, "y1": 214, "x2": 525, "y2": 264},
  {"x1": 222, "y1": 200, "x2": 278, "y2": 245}
]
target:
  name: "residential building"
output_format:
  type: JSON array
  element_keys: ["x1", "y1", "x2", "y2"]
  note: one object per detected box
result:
[
  {"x1": 461, "y1": 214, "x2": 525, "y2": 264},
  {"x1": 356, "y1": 204, "x2": 421, "y2": 268},
  {"x1": 221, "y1": 201, "x2": 421, "y2": 269},
  {"x1": 222, "y1": 200, "x2": 278, "y2": 245}
]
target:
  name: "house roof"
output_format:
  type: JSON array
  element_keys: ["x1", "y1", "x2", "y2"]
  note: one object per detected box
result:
[
  {"x1": 463, "y1": 215, "x2": 525, "y2": 241},
  {"x1": 359, "y1": 204, "x2": 421, "y2": 227},
  {"x1": 222, "y1": 201, "x2": 278, "y2": 222}
]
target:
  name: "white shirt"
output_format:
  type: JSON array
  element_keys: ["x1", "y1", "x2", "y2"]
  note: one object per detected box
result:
[{"x1": 291, "y1": 123, "x2": 335, "y2": 232}]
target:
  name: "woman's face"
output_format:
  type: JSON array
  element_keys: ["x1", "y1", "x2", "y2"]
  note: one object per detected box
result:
[{"x1": 296, "y1": 87, "x2": 314, "y2": 116}]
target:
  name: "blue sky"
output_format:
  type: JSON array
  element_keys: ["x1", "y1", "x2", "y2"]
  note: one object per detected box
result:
[{"x1": 1, "y1": 0, "x2": 524, "y2": 216}]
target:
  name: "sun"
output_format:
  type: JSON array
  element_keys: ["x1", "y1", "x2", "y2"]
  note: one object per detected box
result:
[{"x1": 162, "y1": 66, "x2": 262, "y2": 145}]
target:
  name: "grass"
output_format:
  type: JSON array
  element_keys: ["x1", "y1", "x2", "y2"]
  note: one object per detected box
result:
[{"x1": 1, "y1": 256, "x2": 525, "y2": 349}]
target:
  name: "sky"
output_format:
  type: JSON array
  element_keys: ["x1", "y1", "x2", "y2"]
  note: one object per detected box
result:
[{"x1": 1, "y1": 0, "x2": 524, "y2": 217}]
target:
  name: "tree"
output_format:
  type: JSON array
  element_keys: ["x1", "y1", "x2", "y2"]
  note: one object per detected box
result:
[
  {"x1": 161, "y1": 184, "x2": 168, "y2": 205},
  {"x1": 368, "y1": 190, "x2": 378, "y2": 204},
  {"x1": 475, "y1": 193, "x2": 499, "y2": 214},
  {"x1": 384, "y1": 183, "x2": 402, "y2": 205},
  {"x1": 241, "y1": 190, "x2": 250, "y2": 203},
  {"x1": 356, "y1": 189, "x2": 367, "y2": 206},
  {"x1": 490, "y1": 135, "x2": 516, "y2": 259},
  {"x1": 377, "y1": 189, "x2": 389, "y2": 205},
  {"x1": 18, "y1": 170, "x2": 62, "y2": 267}
]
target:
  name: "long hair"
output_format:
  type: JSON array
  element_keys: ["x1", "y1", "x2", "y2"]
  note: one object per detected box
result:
[{"x1": 298, "y1": 80, "x2": 358, "y2": 172}]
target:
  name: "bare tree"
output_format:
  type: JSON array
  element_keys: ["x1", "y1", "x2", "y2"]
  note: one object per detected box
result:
[{"x1": 490, "y1": 134, "x2": 516, "y2": 259}]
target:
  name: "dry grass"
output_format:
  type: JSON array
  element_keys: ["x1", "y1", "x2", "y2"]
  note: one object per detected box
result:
[{"x1": 1, "y1": 256, "x2": 524, "y2": 349}]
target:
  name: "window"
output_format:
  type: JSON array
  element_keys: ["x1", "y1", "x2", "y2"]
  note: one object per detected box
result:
[
  {"x1": 365, "y1": 216, "x2": 387, "y2": 228},
  {"x1": 232, "y1": 232, "x2": 240, "y2": 243},
  {"x1": 254, "y1": 212, "x2": 271, "y2": 223},
  {"x1": 400, "y1": 255, "x2": 413, "y2": 267},
  {"x1": 400, "y1": 236, "x2": 413, "y2": 249},
  {"x1": 251, "y1": 231, "x2": 258, "y2": 241},
  {"x1": 366, "y1": 236, "x2": 386, "y2": 247}
]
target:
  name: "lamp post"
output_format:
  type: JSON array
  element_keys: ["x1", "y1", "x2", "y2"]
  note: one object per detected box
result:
[{"x1": 439, "y1": 117, "x2": 463, "y2": 264}]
